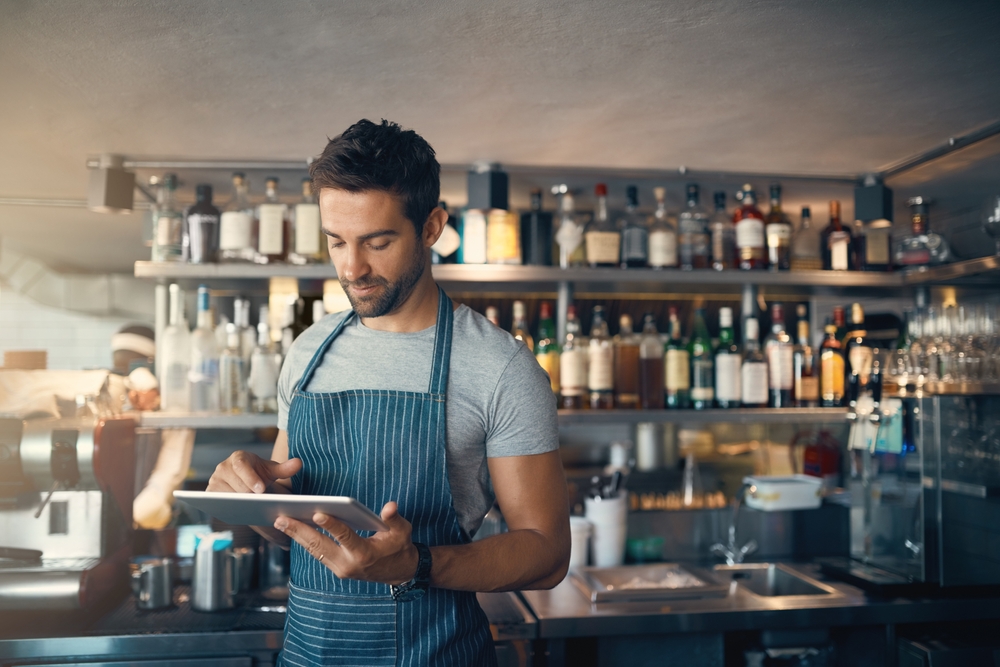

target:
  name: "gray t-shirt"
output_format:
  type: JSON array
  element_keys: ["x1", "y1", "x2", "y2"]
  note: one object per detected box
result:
[{"x1": 278, "y1": 303, "x2": 559, "y2": 539}]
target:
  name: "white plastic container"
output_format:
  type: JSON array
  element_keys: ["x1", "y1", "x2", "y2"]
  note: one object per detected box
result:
[
  {"x1": 585, "y1": 494, "x2": 628, "y2": 567},
  {"x1": 743, "y1": 474, "x2": 823, "y2": 511},
  {"x1": 568, "y1": 516, "x2": 592, "y2": 568}
]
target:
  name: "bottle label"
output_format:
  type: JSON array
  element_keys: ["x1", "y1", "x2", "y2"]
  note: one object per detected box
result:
[
  {"x1": 715, "y1": 353, "x2": 742, "y2": 402},
  {"x1": 830, "y1": 235, "x2": 850, "y2": 270},
  {"x1": 155, "y1": 212, "x2": 183, "y2": 248},
  {"x1": 897, "y1": 247, "x2": 931, "y2": 266},
  {"x1": 865, "y1": 230, "x2": 890, "y2": 265},
  {"x1": 735, "y1": 218, "x2": 765, "y2": 250},
  {"x1": 648, "y1": 230, "x2": 678, "y2": 267},
  {"x1": 767, "y1": 345, "x2": 794, "y2": 390},
  {"x1": 487, "y1": 211, "x2": 520, "y2": 263},
  {"x1": 588, "y1": 344, "x2": 614, "y2": 391},
  {"x1": 560, "y1": 348, "x2": 588, "y2": 396},
  {"x1": 665, "y1": 349, "x2": 690, "y2": 391},
  {"x1": 821, "y1": 351, "x2": 845, "y2": 400},
  {"x1": 555, "y1": 220, "x2": 584, "y2": 262},
  {"x1": 680, "y1": 232, "x2": 710, "y2": 266},
  {"x1": 796, "y1": 376, "x2": 820, "y2": 402},
  {"x1": 621, "y1": 228, "x2": 649, "y2": 262},
  {"x1": 766, "y1": 223, "x2": 791, "y2": 249},
  {"x1": 219, "y1": 211, "x2": 253, "y2": 251},
  {"x1": 849, "y1": 345, "x2": 874, "y2": 385},
  {"x1": 585, "y1": 231, "x2": 621, "y2": 265},
  {"x1": 461, "y1": 212, "x2": 487, "y2": 264},
  {"x1": 258, "y1": 204, "x2": 287, "y2": 256},
  {"x1": 536, "y1": 350, "x2": 561, "y2": 393},
  {"x1": 294, "y1": 204, "x2": 322, "y2": 255},
  {"x1": 691, "y1": 358, "x2": 714, "y2": 400},
  {"x1": 741, "y1": 362, "x2": 769, "y2": 405}
]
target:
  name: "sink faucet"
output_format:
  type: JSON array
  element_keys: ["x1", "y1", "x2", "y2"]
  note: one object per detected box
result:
[{"x1": 710, "y1": 482, "x2": 758, "y2": 566}]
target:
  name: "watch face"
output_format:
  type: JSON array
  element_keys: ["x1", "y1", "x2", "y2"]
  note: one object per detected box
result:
[{"x1": 391, "y1": 584, "x2": 427, "y2": 602}]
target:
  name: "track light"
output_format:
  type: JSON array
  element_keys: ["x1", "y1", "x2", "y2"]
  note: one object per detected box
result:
[{"x1": 88, "y1": 154, "x2": 135, "y2": 213}]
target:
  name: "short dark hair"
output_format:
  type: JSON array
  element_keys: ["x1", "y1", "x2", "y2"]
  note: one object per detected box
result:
[{"x1": 309, "y1": 119, "x2": 440, "y2": 236}]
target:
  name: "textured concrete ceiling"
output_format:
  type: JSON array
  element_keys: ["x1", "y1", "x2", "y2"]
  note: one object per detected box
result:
[{"x1": 1, "y1": 0, "x2": 999, "y2": 272}]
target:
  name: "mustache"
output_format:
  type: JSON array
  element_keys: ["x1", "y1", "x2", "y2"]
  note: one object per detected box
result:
[{"x1": 340, "y1": 276, "x2": 389, "y2": 289}]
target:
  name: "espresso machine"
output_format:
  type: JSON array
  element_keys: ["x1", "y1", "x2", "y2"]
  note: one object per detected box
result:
[{"x1": 0, "y1": 417, "x2": 135, "y2": 610}]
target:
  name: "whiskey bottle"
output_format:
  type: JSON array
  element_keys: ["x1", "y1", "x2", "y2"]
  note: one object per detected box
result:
[
  {"x1": 765, "y1": 184, "x2": 793, "y2": 270},
  {"x1": 511, "y1": 300, "x2": 534, "y2": 352},
  {"x1": 152, "y1": 173, "x2": 184, "y2": 262},
  {"x1": 740, "y1": 318, "x2": 769, "y2": 407},
  {"x1": 844, "y1": 303, "x2": 873, "y2": 390},
  {"x1": 638, "y1": 313, "x2": 665, "y2": 410},
  {"x1": 894, "y1": 197, "x2": 953, "y2": 267},
  {"x1": 714, "y1": 307, "x2": 741, "y2": 408},
  {"x1": 219, "y1": 173, "x2": 256, "y2": 263},
  {"x1": 487, "y1": 209, "x2": 521, "y2": 265},
  {"x1": 535, "y1": 302, "x2": 561, "y2": 394},
  {"x1": 793, "y1": 304, "x2": 820, "y2": 407},
  {"x1": 709, "y1": 191, "x2": 735, "y2": 271},
  {"x1": 857, "y1": 218, "x2": 893, "y2": 272},
  {"x1": 819, "y1": 323, "x2": 845, "y2": 407},
  {"x1": 289, "y1": 178, "x2": 325, "y2": 265},
  {"x1": 520, "y1": 188, "x2": 554, "y2": 266},
  {"x1": 588, "y1": 305, "x2": 615, "y2": 409},
  {"x1": 664, "y1": 307, "x2": 691, "y2": 409},
  {"x1": 790, "y1": 206, "x2": 822, "y2": 271},
  {"x1": 678, "y1": 184, "x2": 710, "y2": 269},
  {"x1": 255, "y1": 177, "x2": 289, "y2": 264},
  {"x1": 620, "y1": 185, "x2": 649, "y2": 268},
  {"x1": 689, "y1": 308, "x2": 714, "y2": 409},
  {"x1": 648, "y1": 187, "x2": 678, "y2": 269},
  {"x1": 821, "y1": 200, "x2": 853, "y2": 271},
  {"x1": 764, "y1": 303, "x2": 794, "y2": 407},
  {"x1": 585, "y1": 184, "x2": 621, "y2": 267},
  {"x1": 734, "y1": 184, "x2": 768, "y2": 270},
  {"x1": 614, "y1": 314, "x2": 641, "y2": 408},
  {"x1": 559, "y1": 305, "x2": 588, "y2": 409}
]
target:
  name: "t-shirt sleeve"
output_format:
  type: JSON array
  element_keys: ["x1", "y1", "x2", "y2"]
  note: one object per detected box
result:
[
  {"x1": 485, "y1": 344, "x2": 559, "y2": 458},
  {"x1": 276, "y1": 352, "x2": 297, "y2": 431}
]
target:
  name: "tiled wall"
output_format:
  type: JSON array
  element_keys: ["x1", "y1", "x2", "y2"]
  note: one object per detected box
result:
[{"x1": 0, "y1": 288, "x2": 144, "y2": 370}]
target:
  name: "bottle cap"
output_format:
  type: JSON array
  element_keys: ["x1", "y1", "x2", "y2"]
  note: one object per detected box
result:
[
  {"x1": 232, "y1": 172, "x2": 245, "y2": 185},
  {"x1": 801, "y1": 206, "x2": 811, "y2": 217},
  {"x1": 567, "y1": 304, "x2": 577, "y2": 318},
  {"x1": 796, "y1": 303, "x2": 808, "y2": 318},
  {"x1": 560, "y1": 192, "x2": 575, "y2": 212},
  {"x1": 668, "y1": 306, "x2": 679, "y2": 317},
  {"x1": 626, "y1": 185, "x2": 638, "y2": 207},
  {"x1": 769, "y1": 184, "x2": 781, "y2": 200},
  {"x1": 719, "y1": 307, "x2": 733, "y2": 328},
  {"x1": 195, "y1": 184, "x2": 213, "y2": 202},
  {"x1": 653, "y1": 187, "x2": 666, "y2": 202},
  {"x1": 686, "y1": 183, "x2": 699, "y2": 200},
  {"x1": 513, "y1": 301, "x2": 526, "y2": 318},
  {"x1": 643, "y1": 312, "x2": 657, "y2": 326},
  {"x1": 619, "y1": 314, "x2": 633, "y2": 332},
  {"x1": 770, "y1": 302, "x2": 784, "y2": 322},
  {"x1": 539, "y1": 301, "x2": 552, "y2": 319},
  {"x1": 595, "y1": 183, "x2": 607, "y2": 197}
]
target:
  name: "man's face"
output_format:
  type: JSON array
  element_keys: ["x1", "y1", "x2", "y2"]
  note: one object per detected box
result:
[{"x1": 319, "y1": 188, "x2": 427, "y2": 318}]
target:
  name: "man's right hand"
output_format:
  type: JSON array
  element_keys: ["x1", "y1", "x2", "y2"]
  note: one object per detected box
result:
[{"x1": 207, "y1": 451, "x2": 302, "y2": 495}]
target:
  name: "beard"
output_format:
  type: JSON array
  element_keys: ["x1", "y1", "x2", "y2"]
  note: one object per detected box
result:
[{"x1": 339, "y1": 248, "x2": 427, "y2": 318}]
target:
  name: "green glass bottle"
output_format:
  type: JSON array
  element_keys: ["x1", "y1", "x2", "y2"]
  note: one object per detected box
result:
[
  {"x1": 689, "y1": 308, "x2": 715, "y2": 410},
  {"x1": 664, "y1": 307, "x2": 691, "y2": 409}
]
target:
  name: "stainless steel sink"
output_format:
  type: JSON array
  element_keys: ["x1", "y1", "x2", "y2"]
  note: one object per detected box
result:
[{"x1": 714, "y1": 563, "x2": 839, "y2": 598}]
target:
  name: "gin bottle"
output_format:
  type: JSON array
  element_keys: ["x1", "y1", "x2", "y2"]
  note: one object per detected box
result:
[{"x1": 152, "y1": 174, "x2": 184, "y2": 262}]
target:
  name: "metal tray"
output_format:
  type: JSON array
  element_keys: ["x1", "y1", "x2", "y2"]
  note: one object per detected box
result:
[{"x1": 571, "y1": 563, "x2": 729, "y2": 603}]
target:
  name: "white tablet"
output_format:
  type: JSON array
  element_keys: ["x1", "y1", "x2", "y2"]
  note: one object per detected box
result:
[{"x1": 173, "y1": 490, "x2": 389, "y2": 533}]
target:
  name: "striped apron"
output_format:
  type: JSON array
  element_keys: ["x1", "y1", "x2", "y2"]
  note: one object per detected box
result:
[{"x1": 279, "y1": 288, "x2": 497, "y2": 667}]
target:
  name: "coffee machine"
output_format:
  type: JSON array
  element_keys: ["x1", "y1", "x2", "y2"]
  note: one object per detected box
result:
[{"x1": 0, "y1": 417, "x2": 135, "y2": 610}]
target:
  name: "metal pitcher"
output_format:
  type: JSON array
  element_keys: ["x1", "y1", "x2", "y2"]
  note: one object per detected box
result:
[
  {"x1": 192, "y1": 538, "x2": 237, "y2": 612},
  {"x1": 129, "y1": 556, "x2": 173, "y2": 610}
]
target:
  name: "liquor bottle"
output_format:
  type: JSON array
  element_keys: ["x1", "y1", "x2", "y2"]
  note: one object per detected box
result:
[
  {"x1": 248, "y1": 306, "x2": 280, "y2": 414},
  {"x1": 821, "y1": 200, "x2": 853, "y2": 271},
  {"x1": 511, "y1": 300, "x2": 534, "y2": 351},
  {"x1": 256, "y1": 177, "x2": 289, "y2": 264},
  {"x1": 535, "y1": 302, "x2": 560, "y2": 394},
  {"x1": 159, "y1": 284, "x2": 190, "y2": 412},
  {"x1": 765, "y1": 184, "x2": 793, "y2": 271},
  {"x1": 520, "y1": 188, "x2": 554, "y2": 266},
  {"x1": 678, "y1": 184, "x2": 710, "y2": 269},
  {"x1": 560, "y1": 305, "x2": 588, "y2": 409},
  {"x1": 764, "y1": 303, "x2": 794, "y2": 407},
  {"x1": 894, "y1": 196, "x2": 953, "y2": 267},
  {"x1": 588, "y1": 305, "x2": 615, "y2": 409},
  {"x1": 689, "y1": 308, "x2": 714, "y2": 409},
  {"x1": 585, "y1": 184, "x2": 620, "y2": 267},
  {"x1": 709, "y1": 191, "x2": 735, "y2": 271},
  {"x1": 664, "y1": 307, "x2": 691, "y2": 409},
  {"x1": 832, "y1": 305, "x2": 847, "y2": 343},
  {"x1": 189, "y1": 286, "x2": 220, "y2": 413},
  {"x1": 619, "y1": 186, "x2": 649, "y2": 268},
  {"x1": 740, "y1": 318, "x2": 769, "y2": 407},
  {"x1": 313, "y1": 299, "x2": 327, "y2": 326},
  {"x1": 553, "y1": 186, "x2": 585, "y2": 267},
  {"x1": 733, "y1": 184, "x2": 768, "y2": 270},
  {"x1": 152, "y1": 173, "x2": 184, "y2": 262},
  {"x1": 487, "y1": 209, "x2": 521, "y2": 265},
  {"x1": 844, "y1": 303, "x2": 873, "y2": 390},
  {"x1": 280, "y1": 300, "x2": 306, "y2": 356},
  {"x1": 289, "y1": 178, "x2": 325, "y2": 265},
  {"x1": 819, "y1": 323, "x2": 845, "y2": 407},
  {"x1": 485, "y1": 306, "x2": 500, "y2": 327},
  {"x1": 857, "y1": 218, "x2": 893, "y2": 272},
  {"x1": 185, "y1": 184, "x2": 221, "y2": 264},
  {"x1": 214, "y1": 313, "x2": 230, "y2": 353},
  {"x1": 648, "y1": 187, "x2": 678, "y2": 269},
  {"x1": 219, "y1": 173, "x2": 256, "y2": 263},
  {"x1": 614, "y1": 314, "x2": 640, "y2": 408},
  {"x1": 219, "y1": 324, "x2": 248, "y2": 414},
  {"x1": 793, "y1": 304, "x2": 819, "y2": 407},
  {"x1": 233, "y1": 297, "x2": 256, "y2": 363},
  {"x1": 638, "y1": 313, "x2": 664, "y2": 410},
  {"x1": 790, "y1": 206, "x2": 822, "y2": 271},
  {"x1": 458, "y1": 209, "x2": 487, "y2": 264},
  {"x1": 431, "y1": 202, "x2": 461, "y2": 264},
  {"x1": 714, "y1": 307, "x2": 741, "y2": 408}
]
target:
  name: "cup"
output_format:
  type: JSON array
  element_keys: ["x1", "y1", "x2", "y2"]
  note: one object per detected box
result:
[
  {"x1": 584, "y1": 494, "x2": 628, "y2": 567},
  {"x1": 130, "y1": 556, "x2": 174, "y2": 610},
  {"x1": 569, "y1": 517, "x2": 592, "y2": 568},
  {"x1": 192, "y1": 531, "x2": 237, "y2": 612}
]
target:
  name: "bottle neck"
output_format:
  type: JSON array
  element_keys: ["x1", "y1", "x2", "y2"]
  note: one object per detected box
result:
[
  {"x1": 197, "y1": 310, "x2": 213, "y2": 330},
  {"x1": 596, "y1": 196, "x2": 608, "y2": 223},
  {"x1": 169, "y1": 292, "x2": 183, "y2": 327},
  {"x1": 797, "y1": 321, "x2": 810, "y2": 346}
]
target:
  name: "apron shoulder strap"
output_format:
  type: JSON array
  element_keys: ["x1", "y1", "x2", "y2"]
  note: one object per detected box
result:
[
  {"x1": 428, "y1": 286, "x2": 454, "y2": 396},
  {"x1": 297, "y1": 310, "x2": 356, "y2": 392}
]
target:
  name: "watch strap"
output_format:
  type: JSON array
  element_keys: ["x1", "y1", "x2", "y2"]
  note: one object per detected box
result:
[{"x1": 390, "y1": 542, "x2": 431, "y2": 602}]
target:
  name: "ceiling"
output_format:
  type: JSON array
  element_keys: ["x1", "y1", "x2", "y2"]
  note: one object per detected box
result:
[{"x1": 1, "y1": 0, "x2": 999, "y2": 273}]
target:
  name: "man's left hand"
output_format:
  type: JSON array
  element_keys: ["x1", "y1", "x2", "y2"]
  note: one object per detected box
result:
[{"x1": 273, "y1": 501, "x2": 419, "y2": 585}]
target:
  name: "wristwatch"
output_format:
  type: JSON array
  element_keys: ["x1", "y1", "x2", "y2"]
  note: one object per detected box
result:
[{"x1": 390, "y1": 542, "x2": 431, "y2": 602}]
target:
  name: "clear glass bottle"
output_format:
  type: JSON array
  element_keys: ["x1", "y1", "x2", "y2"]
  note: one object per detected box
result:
[
  {"x1": 793, "y1": 304, "x2": 819, "y2": 407},
  {"x1": 487, "y1": 209, "x2": 521, "y2": 265},
  {"x1": 233, "y1": 297, "x2": 256, "y2": 363},
  {"x1": 648, "y1": 187, "x2": 678, "y2": 269},
  {"x1": 820, "y1": 323, "x2": 845, "y2": 407},
  {"x1": 535, "y1": 302, "x2": 560, "y2": 394},
  {"x1": 894, "y1": 197, "x2": 953, "y2": 267},
  {"x1": 714, "y1": 307, "x2": 741, "y2": 408},
  {"x1": 458, "y1": 209, "x2": 488, "y2": 264},
  {"x1": 185, "y1": 184, "x2": 220, "y2": 264},
  {"x1": 689, "y1": 308, "x2": 714, "y2": 409},
  {"x1": 585, "y1": 184, "x2": 621, "y2": 268},
  {"x1": 740, "y1": 318, "x2": 769, "y2": 407},
  {"x1": 638, "y1": 313, "x2": 664, "y2": 410},
  {"x1": 614, "y1": 314, "x2": 641, "y2": 408},
  {"x1": 709, "y1": 191, "x2": 735, "y2": 271},
  {"x1": 159, "y1": 284, "x2": 190, "y2": 412},
  {"x1": 214, "y1": 313, "x2": 230, "y2": 353},
  {"x1": 764, "y1": 303, "x2": 794, "y2": 407},
  {"x1": 248, "y1": 306, "x2": 280, "y2": 414},
  {"x1": 219, "y1": 324, "x2": 248, "y2": 414},
  {"x1": 765, "y1": 184, "x2": 793, "y2": 271},
  {"x1": 219, "y1": 172, "x2": 256, "y2": 263},
  {"x1": 821, "y1": 200, "x2": 854, "y2": 271},
  {"x1": 678, "y1": 184, "x2": 711, "y2": 270},
  {"x1": 664, "y1": 307, "x2": 691, "y2": 409},
  {"x1": 553, "y1": 186, "x2": 585, "y2": 268},
  {"x1": 189, "y1": 286, "x2": 220, "y2": 413},
  {"x1": 511, "y1": 300, "x2": 534, "y2": 351},
  {"x1": 619, "y1": 185, "x2": 649, "y2": 268},
  {"x1": 560, "y1": 305, "x2": 588, "y2": 409},
  {"x1": 521, "y1": 188, "x2": 554, "y2": 266},
  {"x1": 790, "y1": 206, "x2": 822, "y2": 271},
  {"x1": 152, "y1": 173, "x2": 184, "y2": 262},
  {"x1": 734, "y1": 184, "x2": 768, "y2": 270},
  {"x1": 588, "y1": 305, "x2": 615, "y2": 409},
  {"x1": 255, "y1": 177, "x2": 289, "y2": 264},
  {"x1": 289, "y1": 178, "x2": 325, "y2": 265}
]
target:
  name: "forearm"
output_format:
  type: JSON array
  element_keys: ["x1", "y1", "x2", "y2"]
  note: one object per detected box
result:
[{"x1": 429, "y1": 528, "x2": 569, "y2": 593}]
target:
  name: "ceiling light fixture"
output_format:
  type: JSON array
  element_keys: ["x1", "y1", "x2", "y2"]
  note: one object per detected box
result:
[{"x1": 88, "y1": 154, "x2": 135, "y2": 213}]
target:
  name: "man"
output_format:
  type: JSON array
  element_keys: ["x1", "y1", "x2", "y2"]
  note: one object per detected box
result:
[{"x1": 208, "y1": 119, "x2": 570, "y2": 666}]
